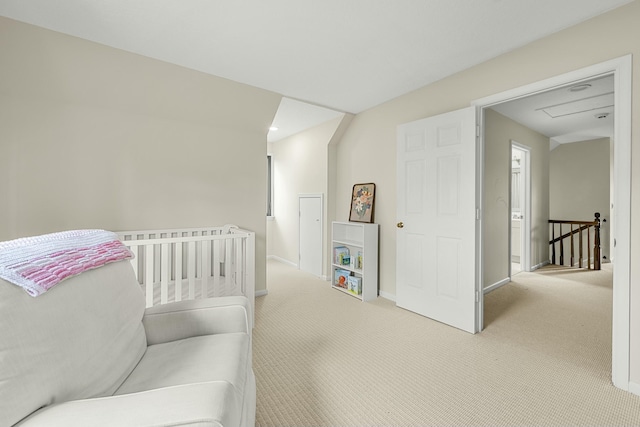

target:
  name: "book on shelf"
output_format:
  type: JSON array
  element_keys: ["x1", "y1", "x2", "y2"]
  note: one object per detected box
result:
[
  {"x1": 349, "y1": 251, "x2": 363, "y2": 270},
  {"x1": 347, "y1": 275, "x2": 362, "y2": 295},
  {"x1": 333, "y1": 246, "x2": 349, "y2": 265},
  {"x1": 334, "y1": 268, "x2": 351, "y2": 289}
]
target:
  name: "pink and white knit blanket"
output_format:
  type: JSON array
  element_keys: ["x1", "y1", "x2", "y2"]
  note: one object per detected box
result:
[{"x1": 0, "y1": 229, "x2": 134, "y2": 297}]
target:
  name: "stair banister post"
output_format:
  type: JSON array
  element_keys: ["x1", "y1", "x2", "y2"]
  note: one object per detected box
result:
[
  {"x1": 578, "y1": 223, "x2": 583, "y2": 269},
  {"x1": 594, "y1": 212, "x2": 601, "y2": 270},
  {"x1": 588, "y1": 224, "x2": 592, "y2": 270},
  {"x1": 559, "y1": 224, "x2": 564, "y2": 265},
  {"x1": 551, "y1": 223, "x2": 556, "y2": 264},
  {"x1": 570, "y1": 224, "x2": 575, "y2": 267}
]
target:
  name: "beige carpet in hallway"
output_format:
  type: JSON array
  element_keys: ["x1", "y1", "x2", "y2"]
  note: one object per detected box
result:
[{"x1": 253, "y1": 260, "x2": 640, "y2": 426}]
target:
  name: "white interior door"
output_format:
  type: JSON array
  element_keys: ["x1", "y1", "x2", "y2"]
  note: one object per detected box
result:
[
  {"x1": 511, "y1": 142, "x2": 531, "y2": 274},
  {"x1": 396, "y1": 106, "x2": 478, "y2": 333},
  {"x1": 299, "y1": 194, "x2": 323, "y2": 277}
]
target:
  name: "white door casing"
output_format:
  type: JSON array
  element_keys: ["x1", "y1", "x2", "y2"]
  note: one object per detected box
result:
[
  {"x1": 473, "y1": 55, "x2": 632, "y2": 392},
  {"x1": 299, "y1": 194, "x2": 323, "y2": 277},
  {"x1": 396, "y1": 106, "x2": 478, "y2": 334}
]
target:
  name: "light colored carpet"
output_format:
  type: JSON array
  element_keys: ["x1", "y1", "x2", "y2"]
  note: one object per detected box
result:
[{"x1": 254, "y1": 260, "x2": 640, "y2": 426}]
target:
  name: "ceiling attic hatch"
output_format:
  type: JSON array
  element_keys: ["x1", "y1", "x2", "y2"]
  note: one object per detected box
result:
[{"x1": 538, "y1": 92, "x2": 614, "y2": 118}]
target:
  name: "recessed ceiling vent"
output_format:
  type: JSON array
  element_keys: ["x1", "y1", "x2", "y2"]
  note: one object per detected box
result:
[{"x1": 569, "y1": 83, "x2": 592, "y2": 92}]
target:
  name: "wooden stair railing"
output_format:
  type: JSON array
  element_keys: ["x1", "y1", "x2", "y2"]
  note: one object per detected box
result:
[{"x1": 549, "y1": 212, "x2": 601, "y2": 270}]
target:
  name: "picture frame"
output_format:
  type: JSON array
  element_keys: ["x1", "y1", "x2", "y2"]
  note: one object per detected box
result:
[{"x1": 349, "y1": 183, "x2": 375, "y2": 223}]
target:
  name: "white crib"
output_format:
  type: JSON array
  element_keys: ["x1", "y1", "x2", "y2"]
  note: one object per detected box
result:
[{"x1": 116, "y1": 225, "x2": 255, "y2": 320}]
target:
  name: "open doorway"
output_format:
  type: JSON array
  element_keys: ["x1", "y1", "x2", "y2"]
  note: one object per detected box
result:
[
  {"x1": 510, "y1": 143, "x2": 530, "y2": 276},
  {"x1": 266, "y1": 97, "x2": 345, "y2": 277},
  {"x1": 474, "y1": 55, "x2": 631, "y2": 390}
]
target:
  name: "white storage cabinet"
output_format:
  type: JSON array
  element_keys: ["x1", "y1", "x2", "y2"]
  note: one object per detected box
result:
[{"x1": 331, "y1": 221, "x2": 378, "y2": 302}]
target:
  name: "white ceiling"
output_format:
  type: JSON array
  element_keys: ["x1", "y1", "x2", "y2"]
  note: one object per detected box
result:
[
  {"x1": 491, "y1": 74, "x2": 614, "y2": 147},
  {"x1": 0, "y1": 0, "x2": 631, "y2": 141}
]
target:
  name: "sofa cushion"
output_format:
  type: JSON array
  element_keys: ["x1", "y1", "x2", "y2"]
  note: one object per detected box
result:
[
  {"x1": 0, "y1": 261, "x2": 147, "y2": 427},
  {"x1": 143, "y1": 296, "x2": 252, "y2": 345},
  {"x1": 15, "y1": 382, "x2": 241, "y2": 427},
  {"x1": 114, "y1": 333, "x2": 250, "y2": 411}
]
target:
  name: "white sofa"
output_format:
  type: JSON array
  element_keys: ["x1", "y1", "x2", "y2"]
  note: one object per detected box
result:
[{"x1": 0, "y1": 260, "x2": 256, "y2": 427}]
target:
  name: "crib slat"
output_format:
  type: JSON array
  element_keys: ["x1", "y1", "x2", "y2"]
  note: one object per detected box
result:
[
  {"x1": 175, "y1": 242, "x2": 183, "y2": 302},
  {"x1": 201, "y1": 240, "x2": 209, "y2": 298},
  {"x1": 225, "y1": 238, "x2": 233, "y2": 294},
  {"x1": 213, "y1": 239, "x2": 221, "y2": 297},
  {"x1": 188, "y1": 241, "x2": 196, "y2": 299},
  {"x1": 235, "y1": 237, "x2": 243, "y2": 295},
  {"x1": 161, "y1": 243, "x2": 169, "y2": 304},
  {"x1": 145, "y1": 244, "x2": 154, "y2": 308},
  {"x1": 153, "y1": 237, "x2": 161, "y2": 294}
]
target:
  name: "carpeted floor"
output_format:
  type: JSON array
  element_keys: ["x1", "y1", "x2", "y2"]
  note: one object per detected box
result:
[{"x1": 253, "y1": 260, "x2": 640, "y2": 426}]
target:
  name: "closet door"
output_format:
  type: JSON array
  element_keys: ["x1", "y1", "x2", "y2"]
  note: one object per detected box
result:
[{"x1": 299, "y1": 194, "x2": 323, "y2": 277}]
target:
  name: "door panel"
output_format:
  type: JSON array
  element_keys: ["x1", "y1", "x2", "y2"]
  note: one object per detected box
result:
[
  {"x1": 436, "y1": 236, "x2": 460, "y2": 299},
  {"x1": 396, "y1": 106, "x2": 477, "y2": 333},
  {"x1": 437, "y1": 155, "x2": 460, "y2": 215},
  {"x1": 405, "y1": 233, "x2": 423, "y2": 289}
]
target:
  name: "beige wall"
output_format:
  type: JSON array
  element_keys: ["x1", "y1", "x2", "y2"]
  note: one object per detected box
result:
[
  {"x1": 0, "y1": 17, "x2": 281, "y2": 292},
  {"x1": 267, "y1": 116, "x2": 345, "y2": 276},
  {"x1": 333, "y1": 1, "x2": 640, "y2": 383},
  {"x1": 483, "y1": 109, "x2": 550, "y2": 288},
  {"x1": 550, "y1": 138, "x2": 611, "y2": 262}
]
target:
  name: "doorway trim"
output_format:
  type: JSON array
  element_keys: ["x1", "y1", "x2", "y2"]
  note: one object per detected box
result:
[
  {"x1": 472, "y1": 55, "x2": 632, "y2": 391},
  {"x1": 510, "y1": 141, "x2": 532, "y2": 275}
]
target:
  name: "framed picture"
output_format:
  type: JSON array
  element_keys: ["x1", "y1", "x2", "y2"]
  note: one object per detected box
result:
[{"x1": 349, "y1": 183, "x2": 375, "y2": 223}]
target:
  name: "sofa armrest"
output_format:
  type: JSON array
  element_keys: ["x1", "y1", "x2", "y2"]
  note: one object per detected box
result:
[
  {"x1": 16, "y1": 382, "x2": 240, "y2": 427},
  {"x1": 143, "y1": 296, "x2": 251, "y2": 346}
]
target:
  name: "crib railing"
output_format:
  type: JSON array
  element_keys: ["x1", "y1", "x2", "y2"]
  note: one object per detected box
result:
[{"x1": 116, "y1": 225, "x2": 255, "y2": 321}]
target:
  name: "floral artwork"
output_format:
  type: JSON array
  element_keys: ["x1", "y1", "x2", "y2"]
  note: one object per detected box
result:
[{"x1": 349, "y1": 183, "x2": 375, "y2": 223}]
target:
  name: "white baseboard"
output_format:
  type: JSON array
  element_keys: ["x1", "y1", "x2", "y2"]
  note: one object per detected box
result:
[
  {"x1": 629, "y1": 381, "x2": 640, "y2": 397},
  {"x1": 267, "y1": 255, "x2": 298, "y2": 268},
  {"x1": 531, "y1": 260, "x2": 550, "y2": 271},
  {"x1": 484, "y1": 277, "x2": 510, "y2": 294},
  {"x1": 380, "y1": 291, "x2": 396, "y2": 302},
  {"x1": 255, "y1": 290, "x2": 268, "y2": 297}
]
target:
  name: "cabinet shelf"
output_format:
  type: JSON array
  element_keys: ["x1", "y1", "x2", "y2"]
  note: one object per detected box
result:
[
  {"x1": 331, "y1": 263, "x2": 362, "y2": 275},
  {"x1": 331, "y1": 284, "x2": 363, "y2": 300},
  {"x1": 331, "y1": 221, "x2": 378, "y2": 302},
  {"x1": 332, "y1": 238, "x2": 363, "y2": 248}
]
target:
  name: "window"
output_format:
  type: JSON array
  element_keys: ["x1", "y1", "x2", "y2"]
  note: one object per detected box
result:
[{"x1": 267, "y1": 155, "x2": 273, "y2": 217}]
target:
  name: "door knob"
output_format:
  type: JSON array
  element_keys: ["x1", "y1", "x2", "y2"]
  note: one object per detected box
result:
[{"x1": 397, "y1": 222, "x2": 404, "y2": 228}]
